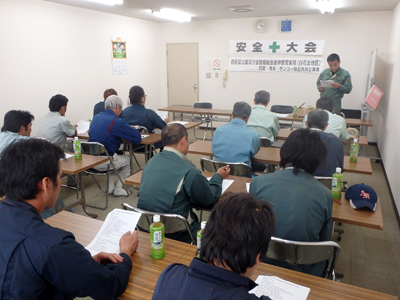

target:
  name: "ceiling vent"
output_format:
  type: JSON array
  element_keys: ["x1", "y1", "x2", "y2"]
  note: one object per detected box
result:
[{"x1": 228, "y1": 5, "x2": 256, "y2": 13}]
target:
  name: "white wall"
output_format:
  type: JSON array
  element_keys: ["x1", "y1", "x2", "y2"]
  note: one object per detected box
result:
[{"x1": 0, "y1": 0, "x2": 162, "y2": 135}]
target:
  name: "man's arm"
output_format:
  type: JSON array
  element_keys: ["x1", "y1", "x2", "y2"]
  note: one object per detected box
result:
[
  {"x1": 116, "y1": 119, "x2": 142, "y2": 144},
  {"x1": 316, "y1": 72, "x2": 325, "y2": 92},
  {"x1": 339, "y1": 119, "x2": 349, "y2": 141},
  {"x1": 272, "y1": 116, "x2": 280, "y2": 138},
  {"x1": 60, "y1": 118, "x2": 77, "y2": 137},
  {"x1": 338, "y1": 72, "x2": 352, "y2": 94},
  {"x1": 184, "y1": 171, "x2": 223, "y2": 208},
  {"x1": 320, "y1": 195, "x2": 333, "y2": 241},
  {"x1": 149, "y1": 110, "x2": 167, "y2": 130},
  {"x1": 250, "y1": 132, "x2": 261, "y2": 158}
]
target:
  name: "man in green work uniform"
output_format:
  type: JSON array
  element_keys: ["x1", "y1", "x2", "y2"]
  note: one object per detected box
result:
[{"x1": 317, "y1": 53, "x2": 352, "y2": 114}]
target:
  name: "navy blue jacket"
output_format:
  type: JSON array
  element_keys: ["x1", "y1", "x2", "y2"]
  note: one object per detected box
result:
[
  {"x1": 93, "y1": 101, "x2": 105, "y2": 117},
  {"x1": 0, "y1": 198, "x2": 132, "y2": 300},
  {"x1": 121, "y1": 104, "x2": 167, "y2": 134},
  {"x1": 314, "y1": 130, "x2": 344, "y2": 177}
]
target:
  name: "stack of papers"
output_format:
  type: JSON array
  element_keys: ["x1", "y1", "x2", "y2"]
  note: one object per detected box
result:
[
  {"x1": 156, "y1": 111, "x2": 168, "y2": 120},
  {"x1": 76, "y1": 120, "x2": 90, "y2": 134},
  {"x1": 275, "y1": 113, "x2": 289, "y2": 118},
  {"x1": 249, "y1": 276, "x2": 310, "y2": 300}
]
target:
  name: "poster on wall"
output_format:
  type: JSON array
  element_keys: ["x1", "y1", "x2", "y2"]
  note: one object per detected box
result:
[
  {"x1": 229, "y1": 58, "x2": 323, "y2": 73},
  {"x1": 111, "y1": 37, "x2": 128, "y2": 75}
]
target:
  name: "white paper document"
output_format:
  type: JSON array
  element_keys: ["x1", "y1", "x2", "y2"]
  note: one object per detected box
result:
[
  {"x1": 141, "y1": 134, "x2": 149, "y2": 139},
  {"x1": 85, "y1": 209, "x2": 142, "y2": 256},
  {"x1": 156, "y1": 111, "x2": 168, "y2": 120},
  {"x1": 249, "y1": 276, "x2": 310, "y2": 300},
  {"x1": 320, "y1": 80, "x2": 334, "y2": 88},
  {"x1": 76, "y1": 120, "x2": 90, "y2": 134},
  {"x1": 207, "y1": 178, "x2": 234, "y2": 194},
  {"x1": 168, "y1": 121, "x2": 189, "y2": 126},
  {"x1": 246, "y1": 182, "x2": 250, "y2": 193},
  {"x1": 63, "y1": 152, "x2": 74, "y2": 160},
  {"x1": 275, "y1": 113, "x2": 289, "y2": 117}
]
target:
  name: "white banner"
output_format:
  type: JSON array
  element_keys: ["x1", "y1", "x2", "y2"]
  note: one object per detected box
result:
[
  {"x1": 229, "y1": 58, "x2": 323, "y2": 73},
  {"x1": 111, "y1": 36, "x2": 128, "y2": 75},
  {"x1": 229, "y1": 40, "x2": 325, "y2": 56}
]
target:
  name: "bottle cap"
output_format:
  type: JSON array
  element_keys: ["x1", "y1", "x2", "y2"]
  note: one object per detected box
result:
[
  {"x1": 336, "y1": 167, "x2": 342, "y2": 173},
  {"x1": 74, "y1": 137, "x2": 78, "y2": 141},
  {"x1": 201, "y1": 221, "x2": 207, "y2": 229},
  {"x1": 153, "y1": 215, "x2": 160, "y2": 222}
]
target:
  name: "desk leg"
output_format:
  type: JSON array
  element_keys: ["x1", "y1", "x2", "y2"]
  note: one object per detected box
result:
[
  {"x1": 129, "y1": 142, "x2": 134, "y2": 175},
  {"x1": 145, "y1": 145, "x2": 149, "y2": 164}
]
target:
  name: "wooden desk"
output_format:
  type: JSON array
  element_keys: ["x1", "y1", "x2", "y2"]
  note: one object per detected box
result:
[
  {"x1": 277, "y1": 129, "x2": 369, "y2": 146},
  {"x1": 277, "y1": 115, "x2": 373, "y2": 127},
  {"x1": 159, "y1": 106, "x2": 232, "y2": 117},
  {"x1": 61, "y1": 154, "x2": 109, "y2": 218},
  {"x1": 188, "y1": 141, "x2": 373, "y2": 175},
  {"x1": 45, "y1": 211, "x2": 396, "y2": 300}
]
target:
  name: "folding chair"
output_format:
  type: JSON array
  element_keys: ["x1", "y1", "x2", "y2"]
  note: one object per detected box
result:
[
  {"x1": 121, "y1": 203, "x2": 196, "y2": 245},
  {"x1": 81, "y1": 141, "x2": 129, "y2": 210},
  {"x1": 200, "y1": 157, "x2": 251, "y2": 178},
  {"x1": 191, "y1": 102, "x2": 213, "y2": 141},
  {"x1": 127, "y1": 125, "x2": 156, "y2": 170},
  {"x1": 266, "y1": 237, "x2": 341, "y2": 280}
]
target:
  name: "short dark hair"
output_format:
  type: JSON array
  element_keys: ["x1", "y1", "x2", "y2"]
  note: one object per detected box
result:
[
  {"x1": 327, "y1": 53, "x2": 340, "y2": 63},
  {"x1": 200, "y1": 192, "x2": 275, "y2": 274},
  {"x1": 280, "y1": 128, "x2": 327, "y2": 175},
  {"x1": 129, "y1": 85, "x2": 145, "y2": 105},
  {"x1": 49, "y1": 94, "x2": 69, "y2": 112},
  {"x1": 254, "y1": 90, "x2": 270, "y2": 105},
  {"x1": 103, "y1": 88, "x2": 118, "y2": 101},
  {"x1": 161, "y1": 123, "x2": 188, "y2": 147},
  {"x1": 233, "y1": 101, "x2": 251, "y2": 119},
  {"x1": 316, "y1": 97, "x2": 334, "y2": 112},
  {"x1": 307, "y1": 109, "x2": 329, "y2": 130},
  {"x1": 1, "y1": 110, "x2": 34, "y2": 133},
  {"x1": 0, "y1": 139, "x2": 65, "y2": 201}
]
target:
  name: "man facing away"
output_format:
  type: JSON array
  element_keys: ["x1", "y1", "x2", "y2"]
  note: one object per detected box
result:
[
  {"x1": 302, "y1": 97, "x2": 349, "y2": 141},
  {"x1": 317, "y1": 53, "x2": 352, "y2": 114},
  {"x1": 37, "y1": 94, "x2": 77, "y2": 151},
  {"x1": 152, "y1": 192, "x2": 275, "y2": 300},
  {"x1": 305, "y1": 109, "x2": 344, "y2": 177},
  {"x1": 138, "y1": 123, "x2": 230, "y2": 243},
  {"x1": 0, "y1": 139, "x2": 138, "y2": 299},
  {"x1": 93, "y1": 88, "x2": 118, "y2": 117},
  {"x1": 212, "y1": 101, "x2": 260, "y2": 170},
  {"x1": 89, "y1": 95, "x2": 141, "y2": 197},
  {"x1": 247, "y1": 90, "x2": 280, "y2": 145},
  {"x1": 250, "y1": 129, "x2": 332, "y2": 277}
]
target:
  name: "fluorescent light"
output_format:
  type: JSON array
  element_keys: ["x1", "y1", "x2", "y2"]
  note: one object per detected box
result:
[
  {"x1": 85, "y1": 0, "x2": 123, "y2": 6},
  {"x1": 316, "y1": 0, "x2": 340, "y2": 14},
  {"x1": 152, "y1": 8, "x2": 192, "y2": 22}
]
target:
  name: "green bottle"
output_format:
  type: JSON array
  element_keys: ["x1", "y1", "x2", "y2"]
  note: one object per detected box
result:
[
  {"x1": 331, "y1": 167, "x2": 343, "y2": 200},
  {"x1": 292, "y1": 105, "x2": 298, "y2": 117},
  {"x1": 73, "y1": 137, "x2": 82, "y2": 160},
  {"x1": 349, "y1": 139, "x2": 359, "y2": 163},
  {"x1": 196, "y1": 221, "x2": 207, "y2": 258},
  {"x1": 150, "y1": 215, "x2": 165, "y2": 259}
]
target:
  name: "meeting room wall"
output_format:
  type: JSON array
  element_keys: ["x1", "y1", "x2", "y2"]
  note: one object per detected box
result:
[{"x1": 0, "y1": 0, "x2": 163, "y2": 136}]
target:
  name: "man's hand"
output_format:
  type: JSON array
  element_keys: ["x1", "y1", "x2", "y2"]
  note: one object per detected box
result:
[
  {"x1": 319, "y1": 86, "x2": 325, "y2": 92},
  {"x1": 164, "y1": 117, "x2": 170, "y2": 123},
  {"x1": 119, "y1": 230, "x2": 139, "y2": 257},
  {"x1": 216, "y1": 165, "x2": 230, "y2": 179},
  {"x1": 331, "y1": 82, "x2": 340, "y2": 89},
  {"x1": 93, "y1": 252, "x2": 124, "y2": 265}
]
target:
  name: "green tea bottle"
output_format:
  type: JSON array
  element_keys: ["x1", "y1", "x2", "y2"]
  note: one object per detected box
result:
[
  {"x1": 292, "y1": 105, "x2": 298, "y2": 117},
  {"x1": 331, "y1": 167, "x2": 343, "y2": 200},
  {"x1": 150, "y1": 215, "x2": 165, "y2": 259},
  {"x1": 73, "y1": 137, "x2": 82, "y2": 160},
  {"x1": 196, "y1": 221, "x2": 207, "y2": 257},
  {"x1": 349, "y1": 139, "x2": 359, "y2": 163}
]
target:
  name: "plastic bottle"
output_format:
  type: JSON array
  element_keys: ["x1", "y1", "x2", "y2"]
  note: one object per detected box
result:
[
  {"x1": 150, "y1": 215, "x2": 165, "y2": 259},
  {"x1": 196, "y1": 221, "x2": 207, "y2": 257},
  {"x1": 349, "y1": 139, "x2": 359, "y2": 163},
  {"x1": 73, "y1": 137, "x2": 82, "y2": 160},
  {"x1": 331, "y1": 167, "x2": 343, "y2": 200},
  {"x1": 292, "y1": 105, "x2": 298, "y2": 117}
]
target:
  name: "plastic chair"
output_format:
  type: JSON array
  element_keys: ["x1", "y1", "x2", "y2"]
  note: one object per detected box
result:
[
  {"x1": 200, "y1": 157, "x2": 251, "y2": 178},
  {"x1": 121, "y1": 202, "x2": 196, "y2": 245},
  {"x1": 266, "y1": 237, "x2": 341, "y2": 280},
  {"x1": 81, "y1": 141, "x2": 129, "y2": 210},
  {"x1": 191, "y1": 102, "x2": 213, "y2": 140}
]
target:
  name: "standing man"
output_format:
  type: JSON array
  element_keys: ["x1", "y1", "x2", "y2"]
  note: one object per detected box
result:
[
  {"x1": 247, "y1": 90, "x2": 280, "y2": 145},
  {"x1": 317, "y1": 53, "x2": 352, "y2": 114},
  {"x1": 212, "y1": 102, "x2": 260, "y2": 170}
]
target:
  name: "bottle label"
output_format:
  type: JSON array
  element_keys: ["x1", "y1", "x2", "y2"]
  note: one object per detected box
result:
[
  {"x1": 332, "y1": 177, "x2": 338, "y2": 188},
  {"x1": 197, "y1": 236, "x2": 201, "y2": 250},
  {"x1": 153, "y1": 230, "x2": 162, "y2": 245}
]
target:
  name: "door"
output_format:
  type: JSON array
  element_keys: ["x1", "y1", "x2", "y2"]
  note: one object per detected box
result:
[{"x1": 167, "y1": 43, "x2": 199, "y2": 107}]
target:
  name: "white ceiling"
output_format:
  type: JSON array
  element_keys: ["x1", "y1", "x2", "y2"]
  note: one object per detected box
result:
[{"x1": 44, "y1": 0, "x2": 400, "y2": 22}]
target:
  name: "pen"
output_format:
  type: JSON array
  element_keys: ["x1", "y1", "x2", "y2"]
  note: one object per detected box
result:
[{"x1": 333, "y1": 198, "x2": 341, "y2": 205}]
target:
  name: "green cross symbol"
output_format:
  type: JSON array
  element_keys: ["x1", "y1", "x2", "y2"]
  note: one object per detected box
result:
[{"x1": 269, "y1": 41, "x2": 280, "y2": 53}]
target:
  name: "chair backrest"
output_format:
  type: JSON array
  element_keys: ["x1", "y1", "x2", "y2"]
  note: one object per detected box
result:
[
  {"x1": 314, "y1": 176, "x2": 332, "y2": 189},
  {"x1": 194, "y1": 102, "x2": 212, "y2": 109},
  {"x1": 200, "y1": 157, "x2": 251, "y2": 178},
  {"x1": 260, "y1": 137, "x2": 272, "y2": 147},
  {"x1": 340, "y1": 109, "x2": 361, "y2": 119},
  {"x1": 121, "y1": 203, "x2": 196, "y2": 244},
  {"x1": 81, "y1": 141, "x2": 109, "y2": 157},
  {"x1": 130, "y1": 125, "x2": 148, "y2": 133},
  {"x1": 270, "y1": 105, "x2": 294, "y2": 114},
  {"x1": 266, "y1": 237, "x2": 340, "y2": 279}
]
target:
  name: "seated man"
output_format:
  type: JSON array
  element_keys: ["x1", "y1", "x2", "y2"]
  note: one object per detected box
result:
[
  {"x1": 152, "y1": 192, "x2": 275, "y2": 300},
  {"x1": 305, "y1": 109, "x2": 344, "y2": 177},
  {"x1": 89, "y1": 95, "x2": 141, "y2": 196},
  {"x1": 303, "y1": 97, "x2": 349, "y2": 141},
  {"x1": 138, "y1": 123, "x2": 230, "y2": 243},
  {"x1": 247, "y1": 90, "x2": 280, "y2": 145},
  {"x1": 250, "y1": 128, "x2": 333, "y2": 277},
  {"x1": 93, "y1": 88, "x2": 118, "y2": 117},
  {"x1": 0, "y1": 138, "x2": 138, "y2": 299},
  {"x1": 37, "y1": 94, "x2": 77, "y2": 150},
  {"x1": 212, "y1": 101, "x2": 260, "y2": 170},
  {"x1": 0, "y1": 110, "x2": 66, "y2": 219}
]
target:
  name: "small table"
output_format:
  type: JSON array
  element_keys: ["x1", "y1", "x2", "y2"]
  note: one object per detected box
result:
[
  {"x1": 61, "y1": 154, "x2": 109, "y2": 218},
  {"x1": 45, "y1": 211, "x2": 397, "y2": 300}
]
